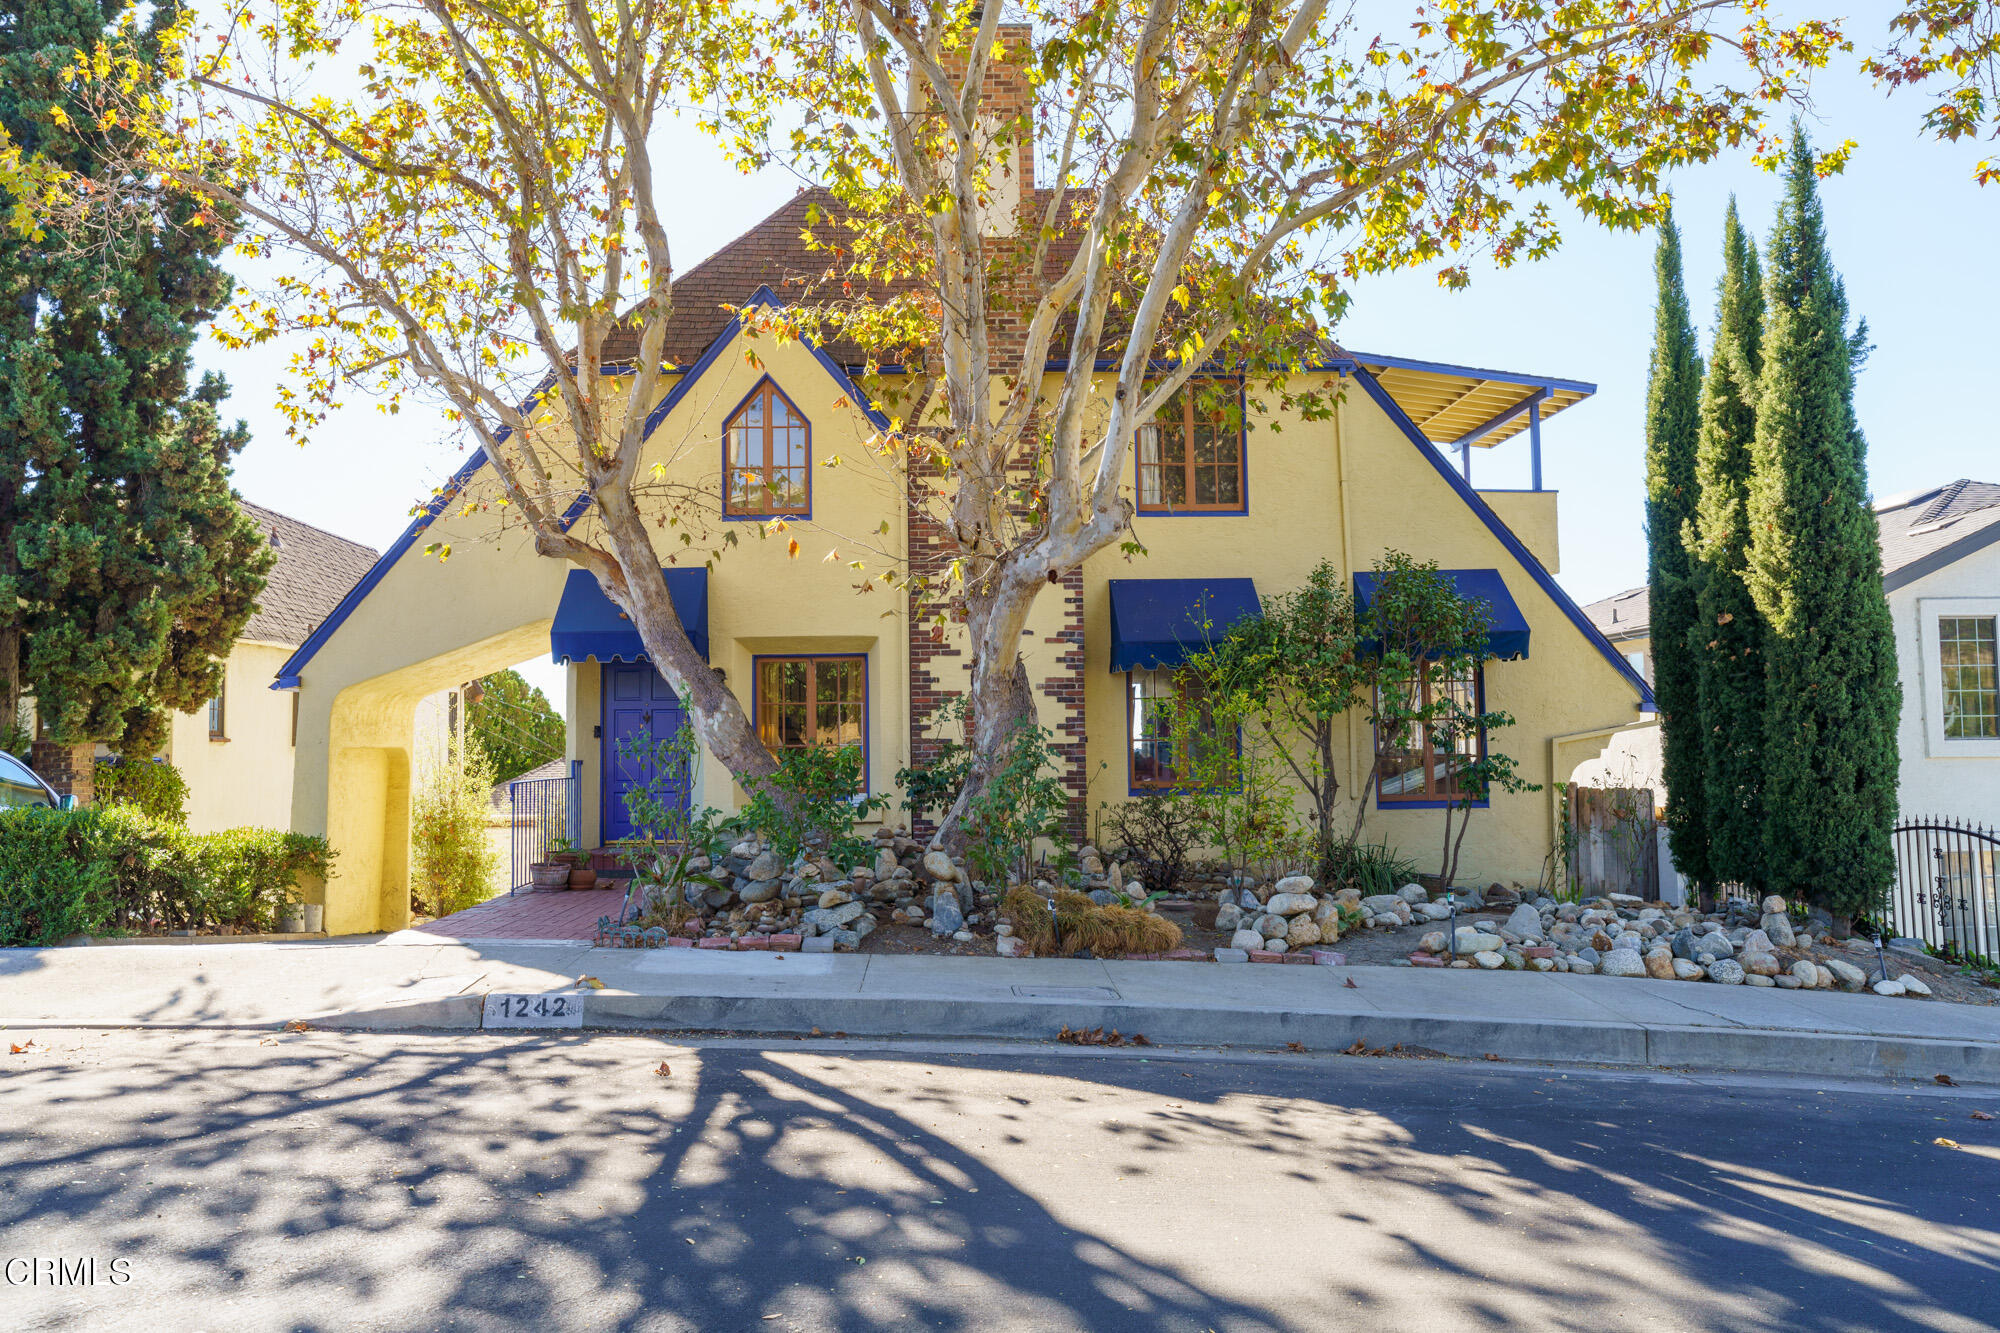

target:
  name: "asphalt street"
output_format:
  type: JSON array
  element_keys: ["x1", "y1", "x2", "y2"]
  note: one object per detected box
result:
[{"x1": 0, "y1": 1030, "x2": 1994, "y2": 1332}]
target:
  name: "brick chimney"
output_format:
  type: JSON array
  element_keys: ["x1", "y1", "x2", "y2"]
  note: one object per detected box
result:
[{"x1": 942, "y1": 21, "x2": 1036, "y2": 239}]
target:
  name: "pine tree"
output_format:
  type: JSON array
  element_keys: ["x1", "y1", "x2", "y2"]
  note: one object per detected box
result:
[
  {"x1": 1688, "y1": 200, "x2": 1768, "y2": 891},
  {"x1": 1744, "y1": 131, "x2": 1900, "y2": 921},
  {"x1": 0, "y1": 0, "x2": 270, "y2": 761},
  {"x1": 1642, "y1": 209, "x2": 1709, "y2": 887}
]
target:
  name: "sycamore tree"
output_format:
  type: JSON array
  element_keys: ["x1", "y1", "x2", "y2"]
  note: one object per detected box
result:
[
  {"x1": 1869, "y1": 1, "x2": 2000, "y2": 185},
  {"x1": 50, "y1": 0, "x2": 1843, "y2": 829},
  {"x1": 746, "y1": 0, "x2": 1843, "y2": 834}
]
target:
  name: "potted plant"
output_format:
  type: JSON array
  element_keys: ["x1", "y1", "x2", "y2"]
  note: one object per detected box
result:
[
  {"x1": 529, "y1": 860, "x2": 571, "y2": 891},
  {"x1": 546, "y1": 837, "x2": 596, "y2": 890}
]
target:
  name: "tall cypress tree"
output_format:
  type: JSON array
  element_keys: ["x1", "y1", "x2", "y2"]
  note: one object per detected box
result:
[
  {"x1": 0, "y1": 0, "x2": 270, "y2": 761},
  {"x1": 1744, "y1": 131, "x2": 1900, "y2": 921},
  {"x1": 1688, "y1": 200, "x2": 1768, "y2": 891},
  {"x1": 1643, "y1": 209, "x2": 1709, "y2": 887}
]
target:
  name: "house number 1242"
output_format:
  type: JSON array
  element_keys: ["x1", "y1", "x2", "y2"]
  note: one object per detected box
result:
[{"x1": 483, "y1": 993, "x2": 584, "y2": 1029}]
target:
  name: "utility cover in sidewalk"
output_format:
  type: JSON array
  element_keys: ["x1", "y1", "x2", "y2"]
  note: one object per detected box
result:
[{"x1": 1011, "y1": 985, "x2": 1119, "y2": 1000}]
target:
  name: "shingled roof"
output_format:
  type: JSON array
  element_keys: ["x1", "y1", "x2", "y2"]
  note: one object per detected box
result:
[
  {"x1": 1581, "y1": 585, "x2": 1651, "y2": 641},
  {"x1": 239, "y1": 503, "x2": 382, "y2": 647},
  {"x1": 1875, "y1": 479, "x2": 2000, "y2": 591}
]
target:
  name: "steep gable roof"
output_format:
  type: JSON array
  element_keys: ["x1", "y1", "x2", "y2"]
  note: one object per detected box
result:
[
  {"x1": 238, "y1": 503, "x2": 381, "y2": 647},
  {"x1": 1581, "y1": 586, "x2": 1651, "y2": 641}
]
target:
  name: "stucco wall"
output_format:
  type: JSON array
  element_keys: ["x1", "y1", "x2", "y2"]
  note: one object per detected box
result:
[
  {"x1": 1890, "y1": 550, "x2": 2000, "y2": 824},
  {"x1": 169, "y1": 641, "x2": 298, "y2": 833},
  {"x1": 289, "y1": 339, "x2": 1643, "y2": 930}
]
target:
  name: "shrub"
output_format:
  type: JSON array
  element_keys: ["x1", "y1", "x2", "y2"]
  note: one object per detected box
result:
[
  {"x1": 94, "y1": 757, "x2": 189, "y2": 824},
  {"x1": 411, "y1": 738, "x2": 501, "y2": 918},
  {"x1": 964, "y1": 720, "x2": 1071, "y2": 886},
  {"x1": 1000, "y1": 886, "x2": 1182, "y2": 957},
  {"x1": 0, "y1": 807, "x2": 332, "y2": 944},
  {"x1": 741, "y1": 744, "x2": 888, "y2": 865},
  {"x1": 1102, "y1": 794, "x2": 1203, "y2": 899},
  {"x1": 1319, "y1": 837, "x2": 1419, "y2": 896}
]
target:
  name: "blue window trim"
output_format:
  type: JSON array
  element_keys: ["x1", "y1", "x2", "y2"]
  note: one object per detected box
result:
[
  {"x1": 1134, "y1": 377, "x2": 1250, "y2": 519},
  {"x1": 272, "y1": 284, "x2": 887, "y2": 691},
  {"x1": 719, "y1": 374, "x2": 812, "y2": 522},
  {"x1": 1330, "y1": 360, "x2": 1655, "y2": 712},
  {"x1": 1373, "y1": 665, "x2": 1490, "y2": 812},
  {"x1": 749, "y1": 652, "x2": 872, "y2": 796}
]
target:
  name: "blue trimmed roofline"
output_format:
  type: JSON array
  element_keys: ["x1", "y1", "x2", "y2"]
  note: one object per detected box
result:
[
  {"x1": 273, "y1": 285, "x2": 891, "y2": 690},
  {"x1": 1342, "y1": 363, "x2": 1655, "y2": 711},
  {"x1": 1338, "y1": 349, "x2": 1597, "y2": 396}
]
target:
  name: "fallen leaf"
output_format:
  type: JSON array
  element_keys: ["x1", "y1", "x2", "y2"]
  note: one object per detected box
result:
[
  {"x1": 1343, "y1": 978, "x2": 1358, "y2": 989},
  {"x1": 577, "y1": 976, "x2": 605, "y2": 990},
  {"x1": 1286, "y1": 1042, "x2": 1307, "y2": 1053},
  {"x1": 1972, "y1": 1111, "x2": 1994, "y2": 1121},
  {"x1": 1935, "y1": 1074, "x2": 1959, "y2": 1087},
  {"x1": 1485, "y1": 1053, "x2": 1502, "y2": 1061},
  {"x1": 1935, "y1": 1137, "x2": 1961, "y2": 1149},
  {"x1": 810, "y1": 1027, "x2": 822, "y2": 1037},
  {"x1": 284, "y1": 1020, "x2": 312, "y2": 1033},
  {"x1": 9, "y1": 1040, "x2": 40, "y2": 1055},
  {"x1": 655, "y1": 1063, "x2": 672, "y2": 1077}
]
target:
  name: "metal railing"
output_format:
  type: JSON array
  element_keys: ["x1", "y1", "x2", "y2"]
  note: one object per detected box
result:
[
  {"x1": 508, "y1": 766, "x2": 578, "y2": 893},
  {"x1": 1889, "y1": 817, "x2": 2000, "y2": 963}
]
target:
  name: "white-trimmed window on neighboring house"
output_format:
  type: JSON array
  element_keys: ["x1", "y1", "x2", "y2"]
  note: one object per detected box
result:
[{"x1": 1920, "y1": 599, "x2": 2000, "y2": 757}]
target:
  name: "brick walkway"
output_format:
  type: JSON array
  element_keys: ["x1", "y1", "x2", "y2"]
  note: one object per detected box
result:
[{"x1": 413, "y1": 886, "x2": 629, "y2": 941}]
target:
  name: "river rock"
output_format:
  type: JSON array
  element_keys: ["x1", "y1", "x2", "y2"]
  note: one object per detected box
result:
[
  {"x1": 874, "y1": 848, "x2": 899, "y2": 880},
  {"x1": 1254, "y1": 913, "x2": 1289, "y2": 940},
  {"x1": 1740, "y1": 952, "x2": 1781, "y2": 977},
  {"x1": 1398, "y1": 884, "x2": 1430, "y2": 904},
  {"x1": 1215, "y1": 903, "x2": 1244, "y2": 933},
  {"x1": 1286, "y1": 917, "x2": 1322, "y2": 948},
  {"x1": 1762, "y1": 894, "x2": 1787, "y2": 915},
  {"x1": 1474, "y1": 950, "x2": 1504, "y2": 969},
  {"x1": 1264, "y1": 938, "x2": 1289, "y2": 954},
  {"x1": 921, "y1": 850, "x2": 958, "y2": 882},
  {"x1": 1503, "y1": 904, "x2": 1544, "y2": 939},
  {"x1": 1672, "y1": 958, "x2": 1705, "y2": 981},
  {"x1": 1266, "y1": 893, "x2": 1317, "y2": 917},
  {"x1": 1704, "y1": 958, "x2": 1745, "y2": 985},
  {"x1": 1274, "y1": 875, "x2": 1315, "y2": 896},
  {"x1": 1454, "y1": 927, "x2": 1504, "y2": 954},
  {"x1": 1899, "y1": 973, "x2": 1933, "y2": 997},
  {"x1": 739, "y1": 880, "x2": 782, "y2": 905},
  {"x1": 1644, "y1": 948, "x2": 1676, "y2": 980},
  {"x1": 1230, "y1": 928, "x2": 1265, "y2": 952},
  {"x1": 1569, "y1": 958, "x2": 1597, "y2": 975},
  {"x1": 802, "y1": 900, "x2": 867, "y2": 934},
  {"x1": 930, "y1": 892, "x2": 965, "y2": 937},
  {"x1": 817, "y1": 888, "x2": 853, "y2": 909},
  {"x1": 1790, "y1": 960, "x2": 1822, "y2": 989},
  {"x1": 1418, "y1": 931, "x2": 1448, "y2": 954},
  {"x1": 1359, "y1": 894, "x2": 1404, "y2": 916},
  {"x1": 1872, "y1": 979, "x2": 1907, "y2": 996},
  {"x1": 1823, "y1": 958, "x2": 1867, "y2": 991},
  {"x1": 743, "y1": 849, "x2": 782, "y2": 882},
  {"x1": 1760, "y1": 913, "x2": 1796, "y2": 948},
  {"x1": 1601, "y1": 948, "x2": 1647, "y2": 978}
]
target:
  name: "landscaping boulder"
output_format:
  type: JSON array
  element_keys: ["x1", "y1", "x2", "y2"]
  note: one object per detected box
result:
[
  {"x1": 1760, "y1": 913, "x2": 1796, "y2": 948},
  {"x1": 1643, "y1": 948, "x2": 1676, "y2": 980},
  {"x1": 1285, "y1": 917, "x2": 1322, "y2": 949},
  {"x1": 929, "y1": 891, "x2": 965, "y2": 937},
  {"x1": 1230, "y1": 927, "x2": 1265, "y2": 952},
  {"x1": 1215, "y1": 903, "x2": 1243, "y2": 933},
  {"x1": 1823, "y1": 958, "x2": 1867, "y2": 992},
  {"x1": 922, "y1": 850, "x2": 958, "y2": 883},
  {"x1": 1274, "y1": 874, "x2": 1314, "y2": 896},
  {"x1": 1672, "y1": 958, "x2": 1705, "y2": 981},
  {"x1": 1704, "y1": 958, "x2": 1745, "y2": 985},
  {"x1": 1265, "y1": 892, "x2": 1316, "y2": 917},
  {"x1": 1601, "y1": 948, "x2": 1647, "y2": 978},
  {"x1": 1454, "y1": 927, "x2": 1503, "y2": 954},
  {"x1": 1502, "y1": 904, "x2": 1543, "y2": 939}
]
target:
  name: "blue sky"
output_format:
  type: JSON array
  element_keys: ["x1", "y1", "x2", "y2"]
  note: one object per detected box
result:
[{"x1": 208, "y1": 41, "x2": 1997, "y2": 678}]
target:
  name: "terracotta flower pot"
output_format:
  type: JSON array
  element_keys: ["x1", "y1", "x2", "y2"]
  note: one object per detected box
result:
[
  {"x1": 567, "y1": 864, "x2": 599, "y2": 891},
  {"x1": 530, "y1": 862, "x2": 571, "y2": 891}
]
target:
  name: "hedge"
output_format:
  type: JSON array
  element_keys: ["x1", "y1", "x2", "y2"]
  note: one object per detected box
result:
[
  {"x1": 93, "y1": 757, "x2": 190, "y2": 824},
  {"x1": 0, "y1": 807, "x2": 334, "y2": 947}
]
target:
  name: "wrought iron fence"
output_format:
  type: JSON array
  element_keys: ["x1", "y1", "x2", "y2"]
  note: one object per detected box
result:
[
  {"x1": 1889, "y1": 817, "x2": 2000, "y2": 963},
  {"x1": 508, "y1": 769, "x2": 577, "y2": 893}
]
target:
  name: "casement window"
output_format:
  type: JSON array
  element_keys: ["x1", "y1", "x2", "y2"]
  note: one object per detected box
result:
[
  {"x1": 1127, "y1": 667, "x2": 1232, "y2": 790},
  {"x1": 207, "y1": 682, "x2": 227, "y2": 741},
  {"x1": 724, "y1": 379, "x2": 810, "y2": 517},
  {"x1": 755, "y1": 655, "x2": 866, "y2": 758},
  {"x1": 1374, "y1": 667, "x2": 1484, "y2": 806},
  {"x1": 1940, "y1": 616, "x2": 1998, "y2": 740},
  {"x1": 1136, "y1": 381, "x2": 1245, "y2": 514}
]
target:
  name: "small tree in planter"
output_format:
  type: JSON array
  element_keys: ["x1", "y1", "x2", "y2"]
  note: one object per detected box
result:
[{"x1": 963, "y1": 719, "x2": 1071, "y2": 888}]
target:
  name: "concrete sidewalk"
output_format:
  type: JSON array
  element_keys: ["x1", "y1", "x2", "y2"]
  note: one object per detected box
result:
[{"x1": 3, "y1": 935, "x2": 1998, "y2": 1082}]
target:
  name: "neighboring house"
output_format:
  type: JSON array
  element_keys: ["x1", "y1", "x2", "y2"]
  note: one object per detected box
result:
[
  {"x1": 269, "y1": 247, "x2": 1653, "y2": 932},
  {"x1": 160, "y1": 504, "x2": 378, "y2": 832},
  {"x1": 1581, "y1": 586, "x2": 1654, "y2": 685},
  {"x1": 1581, "y1": 478, "x2": 2000, "y2": 827}
]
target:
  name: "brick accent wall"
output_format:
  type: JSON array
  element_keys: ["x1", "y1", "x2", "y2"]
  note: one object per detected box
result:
[
  {"x1": 29, "y1": 740, "x2": 93, "y2": 804},
  {"x1": 908, "y1": 26, "x2": 1090, "y2": 840}
]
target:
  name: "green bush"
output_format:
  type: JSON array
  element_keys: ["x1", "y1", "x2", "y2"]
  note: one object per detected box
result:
[
  {"x1": 741, "y1": 744, "x2": 888, "y2": 864},
  {"x1": 0, "y1": 806, "x2": 332, "y2": 945},
  {"x1": 411, "y1": 739, "x2": 501, "y2": 918},
  {"x1": 94, "y1": 757, "x2": 190, "y2": 824}
]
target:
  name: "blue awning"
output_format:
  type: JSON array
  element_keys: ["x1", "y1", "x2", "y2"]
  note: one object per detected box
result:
[
  {"x1": 1107, "y1": 578, "x2": 1261, "y2": 673},
  {"x1": 551, "y1": 568, "x2": 709, "y2": 664},
  {"x1": 1352, "y1": 567, "x2": 1530, "y2": 659}
]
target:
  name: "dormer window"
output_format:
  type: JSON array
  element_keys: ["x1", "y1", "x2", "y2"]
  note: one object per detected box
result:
[
  {"x1": 724, "y1": 379, "x2": 810, "y2": 518},
  {"x1": 1136, "y1": 380, "x2": 1245, "y2": 515}
]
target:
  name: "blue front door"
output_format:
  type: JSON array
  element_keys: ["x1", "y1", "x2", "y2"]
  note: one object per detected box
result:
[{"x1": 601, "y1": 663, "x2": 691, "y2": 844}]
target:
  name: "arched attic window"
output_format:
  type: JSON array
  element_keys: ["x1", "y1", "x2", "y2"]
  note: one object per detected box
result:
[{"x1": 723, "y1": 378, "x2": 810, "y2": 518}]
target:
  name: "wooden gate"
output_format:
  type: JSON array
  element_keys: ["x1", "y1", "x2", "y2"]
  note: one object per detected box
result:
[{"x1": 1568, "y1": 786, "x2": 1659, "y2": 900}]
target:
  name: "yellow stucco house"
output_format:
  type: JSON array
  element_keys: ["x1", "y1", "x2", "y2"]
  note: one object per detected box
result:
[
  {"x1": 157, "y1": 504, "x2": 377, "y2": 833},
  {"x1": 271, "y1": 195, "x2": 1656, "y2": 935}
]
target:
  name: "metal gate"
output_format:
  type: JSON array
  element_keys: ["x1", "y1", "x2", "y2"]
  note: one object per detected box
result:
[
  {"x1": 508, "y1": 764, "x2": 579, "y2": 893},
  {"x1": 1889, "y1": 817, "x2": 2000, "y2": 964}
]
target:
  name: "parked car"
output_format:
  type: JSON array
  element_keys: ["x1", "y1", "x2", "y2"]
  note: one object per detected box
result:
[{"x1": 0, "y1": 751, "x2": 68, "y2": 810}]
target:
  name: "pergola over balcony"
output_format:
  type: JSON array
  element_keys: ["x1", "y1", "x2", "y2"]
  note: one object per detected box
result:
[{"x1": 1345, "y1": 351, "x2": 1596, "y2": 491}]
